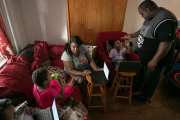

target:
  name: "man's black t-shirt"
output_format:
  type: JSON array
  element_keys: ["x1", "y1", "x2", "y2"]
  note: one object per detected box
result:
[{"x1": 138, "y1": 20, "x2": 177, "y2": 66}]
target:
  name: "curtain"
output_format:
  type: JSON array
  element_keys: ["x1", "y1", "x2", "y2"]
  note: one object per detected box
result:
[{"x1": 0, "y1": 15, "x2": 14, "y2": 59}]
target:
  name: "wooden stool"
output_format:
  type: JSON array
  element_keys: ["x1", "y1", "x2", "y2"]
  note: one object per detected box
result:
[
  {"x1": 85, "y1": 74, "x2": 107, "y2": 111},
  {"x1": 111, "y1": 70, "x2": 120, "y2": 90},
  {"x1": 113, "y1": 72, "x2": 136, "y2": 104}
]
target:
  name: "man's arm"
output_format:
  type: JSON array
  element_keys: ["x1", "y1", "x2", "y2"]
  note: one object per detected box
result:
[
  {"x1": 122, "y1": 30, "x2": 140, "y2": 40},
  {"x1": 148, "y1": 20, "x2": 177, "y2": 71},
  {"x1": 129, "y1": 30, "x2": 140, "y2": 38},
  {"x1": 147, "y1": 42, "x2": 171, "y2": 71},
  {"x1": 151, "y1": 42, "x2": 171, "y2": 62}
]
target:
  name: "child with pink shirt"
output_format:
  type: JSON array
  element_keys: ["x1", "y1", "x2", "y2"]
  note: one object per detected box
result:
[
  {"x1": 32, "y1": 67, "x2": 75, "y2": 109},
  {"x1": 32, "y1": 67, "x2": 88, "y2": 120}
]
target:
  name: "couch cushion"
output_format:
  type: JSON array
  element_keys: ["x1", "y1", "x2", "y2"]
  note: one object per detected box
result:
[
  {"x1": 49, "y1": 45, "x2": 64, "y2": 59},
  {"x1": 32, "y1": 41, "x2": 49, "y2": 71},
  {"x1": 49, "y1": 44, "x2": 65, "y2": 69}
]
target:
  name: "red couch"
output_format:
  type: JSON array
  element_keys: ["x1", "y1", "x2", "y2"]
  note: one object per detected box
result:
[
  {"x1": 0, "y1": 41, "x2": 65, "y2": 103},
  {"x1": 32, "y1": 41, "x2": 65, "y2": 71}
]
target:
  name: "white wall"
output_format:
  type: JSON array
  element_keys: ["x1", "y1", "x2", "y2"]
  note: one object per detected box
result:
[
  {"x1": 123, "y1": 0, "x2": 142, "y2": 33},
  {"x1": 21, "y1": 0, "x2": 68, "y2": 44},
  {"x1": 123, "y1": 0, "x2": 180, "y2": 33},
  {"x1": 1, "y1": 0, "x2": 68, "y2": 52},
  {"x1": 20, "y1": 0, "x2": 42, "y2": 44},
  {"x1": 0, "y1": 0, "x2": 27, "y2": 52},
  {"x1": 3, "y1": 0, "x2": 180, "y2": 51},
  {"x1": 156, "y1": 0, "x2": 180, "y2": 18},
  {"x1": 46, "y1": 0, "x2": 68, "y2": 44}
]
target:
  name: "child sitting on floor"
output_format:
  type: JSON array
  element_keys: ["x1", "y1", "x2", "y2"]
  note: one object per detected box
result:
[
  {"x1": 32, "y1": 67, "x2": 88, "y2": 120},
  {"x1": 32, "y1": 67, "x2": 75, "y2": 109}
]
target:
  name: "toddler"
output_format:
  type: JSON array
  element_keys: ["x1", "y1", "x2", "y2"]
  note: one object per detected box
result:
[{"x1": 109, "y1": 40, "x2": 126, "y2": 62}]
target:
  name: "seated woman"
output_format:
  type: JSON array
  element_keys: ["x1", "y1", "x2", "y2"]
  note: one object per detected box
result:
[{"x1": 61, "y1": 38, "x2": 104, "y2": 95}]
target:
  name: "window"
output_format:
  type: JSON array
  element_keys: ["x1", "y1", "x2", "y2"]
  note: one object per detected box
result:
[
  {"x1": 0, "y1": 53, "x2": 7, "y2": 67},
  {"x1": 0, "y1": 16, "x2": 13, "y2": 67}
]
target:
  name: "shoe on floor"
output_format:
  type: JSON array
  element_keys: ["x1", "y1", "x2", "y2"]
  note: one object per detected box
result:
[{"x1": 135, "y1": 95, "x2": 151, "y2": 104}]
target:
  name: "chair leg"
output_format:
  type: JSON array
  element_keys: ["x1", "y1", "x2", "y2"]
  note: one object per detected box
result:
[
  {"x1": 111, "y1": 72, "x2": 118, "y2": 90},
  {"x1": 113, "y1": 84, "x2": 119, "y2": 102},
  {"x1": 88, "y1": 95, "x2": 92, "y2": 106},
  {"x1": 103, "y1": 85, "x2": 107, "y2": 112},
  {"x1": 85, "y1": 74, "x2": 107, "y2": 111},
  {"x1": 100, "y1": 85, "x2": 107, "y2": 111},
  {"x1": 129, "y1": 77, "x2": 133, "y2": 104}
]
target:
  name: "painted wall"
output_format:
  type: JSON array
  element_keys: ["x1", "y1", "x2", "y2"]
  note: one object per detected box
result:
[
  {"x1": 2, "y1": 0, "x2": 180, "y2": 51},
  {"x1": 0, "y1": 0, "x2": 27, "y2": 52},
  {"x1": 123, "y1": 0, "x2": 142, "y2": 33},
  {"x1": 123, "y1": 0, "x2": 180, "y2": 33},
  {"x1": 1, "y1": 0, "x2": 68, "y2": 51},
  {"x1": 21, "y1": 0, "x2": 68, "y2": 45}
]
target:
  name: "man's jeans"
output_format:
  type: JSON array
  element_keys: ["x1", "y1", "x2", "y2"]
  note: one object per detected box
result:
[{"x1": 135, "y1": 64, "x2": 163, "y2": 99}]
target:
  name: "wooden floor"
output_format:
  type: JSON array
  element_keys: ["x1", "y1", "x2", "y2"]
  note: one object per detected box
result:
[{"x1": 89, "y1": 78, "x2": 180, "y2": 120}]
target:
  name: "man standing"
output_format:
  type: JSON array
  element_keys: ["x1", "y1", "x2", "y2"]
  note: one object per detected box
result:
[{"x1": 123, "y1": 0, "x2": 177, "y2": 102}]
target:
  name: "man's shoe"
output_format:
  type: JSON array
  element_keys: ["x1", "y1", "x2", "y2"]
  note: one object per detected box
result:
[
  {"x1": 135, "y1": 95, "x2": 151, "y2": 104},
  {"x1": 133, "y1": 91, "x2": 142, "y2": 96}
]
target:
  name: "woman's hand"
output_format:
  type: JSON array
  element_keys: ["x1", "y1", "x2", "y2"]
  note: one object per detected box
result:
[
  {"x1": 67, "y1": 78, "x2": 75, "y2": 86},
  {"x1": 82, "y1": 70, "x2": 91, "y2": 76}
]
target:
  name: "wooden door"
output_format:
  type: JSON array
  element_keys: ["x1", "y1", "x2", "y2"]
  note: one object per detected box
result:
[{"x1": 67, "y1": 0, "x2": 127, "y2": 45}]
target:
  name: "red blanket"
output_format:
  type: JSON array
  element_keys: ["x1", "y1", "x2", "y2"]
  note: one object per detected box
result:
[{"x1": 0, "y1": 55, "x2": 33, "y2": 99}]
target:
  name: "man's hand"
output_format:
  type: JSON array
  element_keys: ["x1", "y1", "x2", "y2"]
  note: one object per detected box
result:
[
  {"x1": 122, "y1": 31, "x2": 140, "y2": 40},
  {"x1": 147, "y1": 59, "x2": 158, "y2": 71},
  {"x1": 121, "y1": 34, "x2": 132, "y2": 40}
]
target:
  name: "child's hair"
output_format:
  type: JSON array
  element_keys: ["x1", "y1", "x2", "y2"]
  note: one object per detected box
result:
[
  {"x1": 71, "y1": 35, "x2": 82, "y2": 46},
  {"x1": 64, "y1": 43, "x2": 71, "y2": 55},
  {"x1": 0, "y1": 99, "x2": 12, "y2": 120},
  {"x1": 32, "y1": 67, "x2": 48, "y2": 88},
  {"x1": 64, "y1": 38, "x2": 81, "y2": 57},
  {"x1": 108, "y1": 40, "x2": 115, "y2": 47}
]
